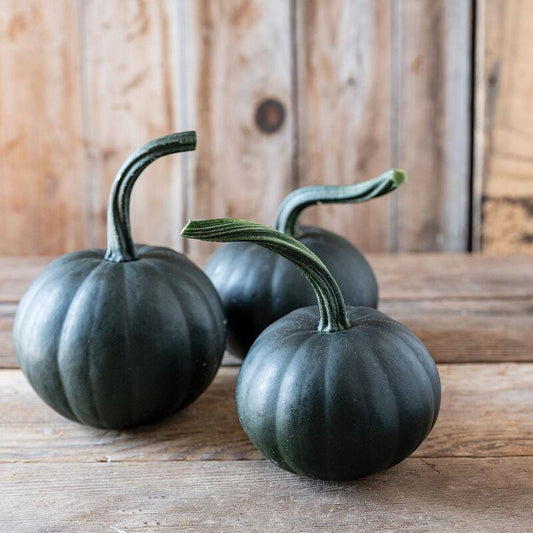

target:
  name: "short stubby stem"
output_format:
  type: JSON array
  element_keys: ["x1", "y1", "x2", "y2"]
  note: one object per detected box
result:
[
  {"x1": 105, "y1": 131, "x2": 197, "y2": 263},
  {"x1": 182, "y1": 218, "x2": 351, "y2": 333},
  {"x1": 273, "y1": 169, "x2": 406, "y2": 237}
]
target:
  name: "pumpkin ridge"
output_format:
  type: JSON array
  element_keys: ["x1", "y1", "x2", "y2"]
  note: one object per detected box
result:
[
  {"x1": 273, "y1": 334, "x2": 318, "y2": 475},
  {"x1": 141, "y1": 259, "x2": 193, "y2": 412},
  {"x1": 56, "y1": 260, "x2": 106, "y2": 424}
]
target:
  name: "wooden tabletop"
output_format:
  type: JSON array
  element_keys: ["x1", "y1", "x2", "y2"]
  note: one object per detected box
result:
[{"x1": 1, "y1": 254, "x2": 532, "y2": 532}]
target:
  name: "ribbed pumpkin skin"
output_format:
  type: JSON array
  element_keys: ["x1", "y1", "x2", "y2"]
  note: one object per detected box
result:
[
  {"x1": 236, "y1": 306, "x2": 441, "y2": 481},
  {"x1": 205, "y1": 226, "x2": 378, "y2": 358},
  {"x1": 13, "y1": 245, "x2": 226, "y2": 429}
]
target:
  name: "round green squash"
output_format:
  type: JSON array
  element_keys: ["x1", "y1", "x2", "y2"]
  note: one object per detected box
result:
[
  {"x1": 183, "y1": 218, "x2": 440, "y2": 481},
  {"x1": 13, "y1": 132, "x2": 226, "y2": 429},
  {"x1": 204, "y1": 170, "x2": 405, "y2": 358}
]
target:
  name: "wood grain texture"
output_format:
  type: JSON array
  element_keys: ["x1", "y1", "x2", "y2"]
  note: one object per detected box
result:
[
  {"x1": 380, "y1": 298, "x2": 533, "y2": 363},
  {"x1": 475, "y1": 0, "x2": 533, "y2": 253},
  {"x1": 81, "y1": 0, "x2": 184, "y2": 252},
  {"x1": 392, "y1": 0, "x2": 472, "y2": 252},
  {"x1": 371, "y1": 253, "x2": 533, "y2": 300},
  {"x1": 295, "y1": 0, "x2": 393, "y2": 253},
  {"x1": 0, "y1": 364, "x2": 531, "y2": 462},
  {"x1": 0, "y1": 0, "x2": 84, "y2": 255},
  {"x1": 178, "y1": 0, "x2": 294, "y2": 264},
  {"x1": 1, "y1": 458, "x2": 532, "y2": 532},
  {"x1": 1, "y1": 255, "x2": 532, "y2": 367}
]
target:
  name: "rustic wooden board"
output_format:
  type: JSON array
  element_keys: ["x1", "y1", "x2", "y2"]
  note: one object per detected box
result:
[
  {"x1": 2, "y1": 255, "x2": 532, "y2": 367},
  {"x1": 81, "y1": 0, "x2": 184, "y2": 252},
  {"x1": 2, "y1": 255, "x2": 531, "y2": 303},
  {"x1": 3, "y1": 297, "x2": 532, "y2": 367},
  {"x1": 0, "y1": 0, "x2": 85, "y2": 256},
  {"x1": 474, "y1": 0, "x2": 533, "y2": 253},
  {"x1": 391, "y1": 0, "x2": 472, "y2": 252},
  {"x1": 381, "y1": 299, "x2": 533, "y2": 363},
  {"x1": 0, "y1": 364, "x2": 531, "y2": 462},
  {"x1": 295, "y1": 0, "x2": 393, "y2": 253},
  {"x1": 1, "y1": 458, "x2": 531, "y2": 532},
  {"x1": 371, "y1": 253, "x2": 533, "y2": 300},
  {"x1": 179, "y1": 0, "x2": 294, "y2": 264}
]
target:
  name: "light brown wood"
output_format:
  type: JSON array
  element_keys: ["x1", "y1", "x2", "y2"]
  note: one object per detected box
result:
[
  {"x1": 0, "y1": 1, "x2": 85, "y2": 255},
  {"x1": 1, "y1": 458, "x2": 531, "y2": 532},
  {"x1": 2, "y1": 255, "x2": 532, "y2": 367},
  {"x1": 295, "y1": 0, "x2": 393, "y2": 253},
  {"x1": 81, "y1": 0, "x2": 184, "y2": 252},
  {"x1": 475, "y1": 0, "x2": 533, "y2": 253},
  {"x1": 178, "y1": 0, "x2": 294, "y2": 263},
  {"x1": 3, "y1": 297, "x2": 532, "y2": 367},
  {"x1": 370, "y1": 253, "x2": 533, "y2": 300},
  {"x1": 0, "y1": 364, "x2": 531, "y2": 462},
  {"x1": 392, "y1": 0, "x2": 472, "y2": 252},
  {"x1": 381, "y1": 298, "x2": 533, "y2": 363}
]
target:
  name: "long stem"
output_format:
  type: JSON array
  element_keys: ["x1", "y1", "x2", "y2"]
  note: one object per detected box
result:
[
  {"x1": 182, "y1": 218, "x2": 351, "y2": 333},
  {"x1": 105, "y1": 131, "x2": 197, "y2": 262},
  {"x1": 274, "y1": 169, "x2": 406, "y2": 237}
]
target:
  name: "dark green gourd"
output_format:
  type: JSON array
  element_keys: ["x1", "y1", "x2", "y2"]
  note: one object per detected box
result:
[
  {"x1": 13, "y1": 132, "x2": 226, "y2": 429},
  {"x1": 204, "y1": 170, "x2": 406, "y2": 358},
  {"x1": 183, "y1": 218, "x2": 440, "y2": 481}
]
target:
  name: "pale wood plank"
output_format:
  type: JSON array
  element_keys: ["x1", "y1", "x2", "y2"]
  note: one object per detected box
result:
[
  {"x1": 1, "y1": 458, "x2": 531, "y2": 532},
  {"x1": 381, "y1": 298, "x2": 533, "y2": 363},
  {"x1": 0, "y1": 364, "x2": 531, "y2": 462},
  {"x1": 3, "y1": 297, "x2": 533, "y2": 367},
  {"x1": 3, "y1": 254, "x2": 532, "y2": 303},
  {"x1": 295, "y1": 0, "x2": 393, "y2": 253},
  {"x1": 178, "y1": 0, "x2": 294, "y2": 264},
  {"x1": 0, "y1": 0, "x2": 85, "y2": 255},
  {"x1": 475, "y1": 0, "x2": 533, "y2": 253},
  {"x1": 2, "y1": 255, "x2": 532, "y2": 367},
  {"x1": 81, "y1": 0, "x2": 184, "y2": 251},
  {"x1": 392, "y1": 0, "x2": 472, "y2": 252},
  {"x1": 0, "y1": 257, "x2": 50, "y2": 302},
  {"x1": 370, "y1": 253, "x2": 533, "y2": 300}
]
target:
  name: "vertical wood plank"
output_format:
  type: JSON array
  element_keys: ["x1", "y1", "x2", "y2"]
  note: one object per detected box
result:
[
  {"x1": 0, "y1": 0, "x2": 84, "y2": 255},
  {"x1": 475, "y1": 0, "x2": 533, "y2": 253},
  {"x1": 81, "y1": 0, "x2": 183, "y2": 252},
  {"x1": 178, "y1": 0, "x2": 294, "y2": 264},
  {"x1": 295, "y1": 0, "x2": 393, "y2": 253},
  {"x1": 392, "y1": 0, "x2": 472, "y2": 252}
]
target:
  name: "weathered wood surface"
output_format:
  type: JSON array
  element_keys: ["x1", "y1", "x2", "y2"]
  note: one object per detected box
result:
[
  {"x1": 392, "y1": 0, "x2": 472, "y2": 253},
  {"x1": 178, "y1": 0, "x2": 294, "y2": 263},
  {"x1": 295, "y1": 0, "x2": 394, "y2": 253},
  {"x1": 1, "y1": 0, "x2": 495, "y2": 258},
  {"x1": 1, "y1": 255, "x2": 532, "y2": 367},
  {"x1": 2, "y1": 458, "x2": 532, "y2": 532},
  {"x1": 474, "y1": 0, "x2": 533, "y2": 253},
  {"x1": 1, "y1": 255, "x2": 531, "y2": 531},
  {"x1": 0, "y1": 364, "x2": 531, "y2": 463},
  {"x1": 0, "y1": 0, "x2": 84, "y2": 256},
  {"x1": 81, "y1": 0, "x2": 184, "y2": 252}
]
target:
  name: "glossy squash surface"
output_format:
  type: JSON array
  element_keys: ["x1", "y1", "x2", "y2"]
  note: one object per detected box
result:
[
  {"x1": 205, "y1": 170, "x2": 405, "y2": 358},
  {"x1": 183, "y1": 218, "x2": 440, "y2": 481},
  {"x1": 14, "y1": 133, "x2": 226, "y2": 429}
]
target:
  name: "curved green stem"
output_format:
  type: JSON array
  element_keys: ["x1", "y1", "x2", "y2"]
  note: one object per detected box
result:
[
  {"x1": 274, "y1": 169, "x2": 406, "y2": 237},
  {"x1": 182, "y1": 218, "x2": 351, "y2": 333},
  {"x1": 105, "y1": 131, "x2": 196, "y2": 262}
]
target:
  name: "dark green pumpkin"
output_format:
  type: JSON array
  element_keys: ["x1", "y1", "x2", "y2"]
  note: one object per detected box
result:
[
  {"x1": 13, "y1": 132, "x2": 226, "y2": 429},
  {"x1": 183, "y1": 218, "x2": 441, "y2": 481},
  {"x1": 204, "y1": 170, "x2": 405, "y2": 358}
]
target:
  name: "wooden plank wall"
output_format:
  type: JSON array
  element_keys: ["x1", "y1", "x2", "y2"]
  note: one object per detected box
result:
[
  {"x1": 473, "y1": 0, "x2": 533, "y2": 253},
  {"x1": 0, "y1": 0, "x2": 531, "y2": 257}
]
